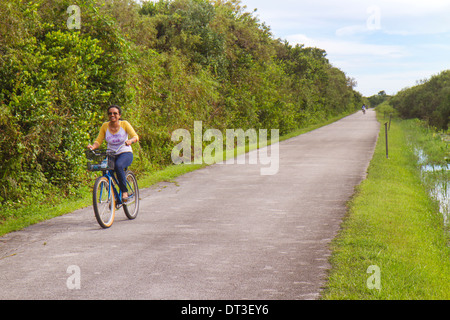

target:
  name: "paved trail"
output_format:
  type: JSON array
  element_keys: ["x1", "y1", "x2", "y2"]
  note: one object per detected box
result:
[{"x1": 0, "y1": 110, "x2": 379, "y2": 300}]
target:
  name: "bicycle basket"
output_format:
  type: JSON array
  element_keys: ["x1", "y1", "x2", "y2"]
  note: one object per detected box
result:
[{"x1": 85, "y1": 150, "x2": 116, "y2": 171}]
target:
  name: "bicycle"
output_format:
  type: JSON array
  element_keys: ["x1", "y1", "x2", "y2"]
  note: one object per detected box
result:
[{"x1": 86, "y1": 149, "x2": 140, "y2": 228}]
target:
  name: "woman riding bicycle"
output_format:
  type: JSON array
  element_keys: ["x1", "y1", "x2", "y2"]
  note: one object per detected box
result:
[{"x1": 87, "y1": 105, "x2": 139, "y2": 203}]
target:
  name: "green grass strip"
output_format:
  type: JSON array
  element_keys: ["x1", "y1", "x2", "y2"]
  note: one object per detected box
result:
[{"x1": 322, "y1": 116, "x2": 450, "y2": 300}]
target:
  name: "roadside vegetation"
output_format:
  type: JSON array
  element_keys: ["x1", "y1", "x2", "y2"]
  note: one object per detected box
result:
[
  {"x1": 390, "y1": 70, "x2": 450, "y2": 131},
  {"x1": 0, "y1": 0, "x2": 363, "y2": 230},
  {"x1": 323, "y1": 106, "x2": 450, "y2": 299}
]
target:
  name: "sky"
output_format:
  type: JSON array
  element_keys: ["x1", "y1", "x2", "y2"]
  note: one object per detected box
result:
[{"x1": 240, "y1": 0, "x2": 450, "y2": 97}]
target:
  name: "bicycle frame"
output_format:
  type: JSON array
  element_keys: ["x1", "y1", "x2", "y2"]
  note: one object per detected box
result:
[{"x1": 101, "y1": 169, "x2": 124, "y2": 208}]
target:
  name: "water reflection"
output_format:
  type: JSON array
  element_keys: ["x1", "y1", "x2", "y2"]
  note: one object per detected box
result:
[
  {"x1": 422, "y1": 164, "x2": 450, "y2": 172},
  {"x1": 415, "y1": 148, "x2": 449, "y2": 226}
]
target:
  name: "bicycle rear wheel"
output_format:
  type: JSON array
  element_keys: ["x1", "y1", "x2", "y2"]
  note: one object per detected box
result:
[
  {"x1": 93, "y1": 176, "x2": 115, "y2": 228},
  {"x1": 123, "y1": 171, "x2": 139, "y2": 220}
]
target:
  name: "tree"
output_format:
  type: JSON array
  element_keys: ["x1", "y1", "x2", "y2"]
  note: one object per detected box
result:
[{"x1": 391, "y1": 70, "x2": 450, "y2": 130}]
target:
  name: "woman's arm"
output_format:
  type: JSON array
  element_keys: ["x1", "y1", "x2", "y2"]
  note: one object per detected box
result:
[
  {"x1": 122, "y1": 121, "x2": 139, "y2": 146},
  {"x1": 87, "y1": 123, "x2": 108, "y2": 150}
]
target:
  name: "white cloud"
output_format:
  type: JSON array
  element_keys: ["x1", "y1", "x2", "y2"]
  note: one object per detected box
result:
[
  {"x1": 335, "y1": 25, "x2": 371, "y2": 37},
  {"x1": 245, "y1": 0, "x2": 450, "y2": 37},
  {"x1": 285, "y1": 34, "x2": 408, "y2": 59}
]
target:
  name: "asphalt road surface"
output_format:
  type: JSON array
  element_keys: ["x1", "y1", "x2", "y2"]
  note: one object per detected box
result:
[{"x1": 0, "y1": 109, "x2": 379, "y2": 300}]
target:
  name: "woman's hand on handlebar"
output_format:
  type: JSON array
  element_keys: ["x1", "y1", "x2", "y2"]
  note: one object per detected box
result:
[
  {"x1": 87, "y1": 142, "x2": 99, "y2": 151},
  {"x1": 125, "y1": 137, "x2": 138, "y2": 146}
]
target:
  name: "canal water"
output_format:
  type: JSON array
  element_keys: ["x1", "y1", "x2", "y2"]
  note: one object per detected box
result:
[{"x1": 415, "y1": 148, "x2": 449, "y2": 226}]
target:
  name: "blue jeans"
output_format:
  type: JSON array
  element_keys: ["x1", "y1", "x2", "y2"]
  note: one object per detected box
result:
[{"x1": 111, "y1": 152, "x2": 133, "y2": 194}]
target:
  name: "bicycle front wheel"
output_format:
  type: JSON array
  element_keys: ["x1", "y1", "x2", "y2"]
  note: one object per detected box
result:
[
  {"x1": 123, "y1": 171, "x2": 139, "y2": 220},
  {"x1": 93, "y1": 176, "x2": 115, "y2": 228}
]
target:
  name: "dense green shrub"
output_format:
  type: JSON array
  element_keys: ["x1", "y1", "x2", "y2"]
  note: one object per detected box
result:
[
  {"x1": 0, "y1": 0, "x2": 128, "y2": 204},
  {"x1": 391, "y1": 70, "x2": 450, "y2": 131}
]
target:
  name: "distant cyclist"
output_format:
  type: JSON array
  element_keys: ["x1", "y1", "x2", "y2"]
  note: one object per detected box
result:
[{"x1": 362, "y1": 104, "x2": 367, "y2": 114}]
